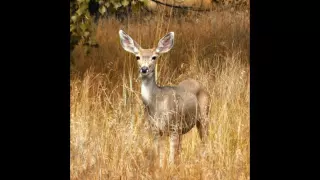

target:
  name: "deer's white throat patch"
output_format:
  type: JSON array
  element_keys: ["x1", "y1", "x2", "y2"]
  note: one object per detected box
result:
[{"x1": 141, "y1": 83, "x2": 151, "y2": 104}]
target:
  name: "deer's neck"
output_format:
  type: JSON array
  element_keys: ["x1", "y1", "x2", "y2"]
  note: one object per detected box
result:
[{"x1": 141, "y1": 72, "x2": 158, "y2": 105}]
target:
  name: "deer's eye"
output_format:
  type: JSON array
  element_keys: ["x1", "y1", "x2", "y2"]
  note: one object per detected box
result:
[
  {"x1": 152, "y1": 56, "x2": 157, "y2": 60},
  {"x1": 136, "y1": 56, "x2": 140, "y2": 60}
]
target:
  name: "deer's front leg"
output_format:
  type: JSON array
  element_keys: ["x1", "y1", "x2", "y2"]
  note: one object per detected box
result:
[
  {"x1": 169, "y1": 133, "x2": 181, "y2": 166},
  {"x1": 154, "y1": 133, "x2": 166, "y2": 168}
]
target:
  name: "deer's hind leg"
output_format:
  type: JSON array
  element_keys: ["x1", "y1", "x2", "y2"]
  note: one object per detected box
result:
[
  {"x1": 196, "y1": 120, "x2": 208, "y2": 143},
  {"x1": 196, "y1": 90, "x2": 210, "y2": 143}
]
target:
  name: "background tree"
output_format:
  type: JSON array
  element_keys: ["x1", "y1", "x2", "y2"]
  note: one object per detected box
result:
[{"x1": 70, "y1": 0, "x2": 146, "y2": 55}]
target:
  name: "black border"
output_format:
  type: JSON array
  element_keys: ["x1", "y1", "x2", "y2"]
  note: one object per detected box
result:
[
  {"x1": 251, "y1": 0, "x2": 316, "y2": 179},
  {"x1": 251, "y1": 0, "x2": 284, "y2": 178},
  {"x1": 3, "y1": 0, "x2": 315, "y2": 179},
  {"x1": 2, "y1": 0, "x2": 70, "y2": 179}
]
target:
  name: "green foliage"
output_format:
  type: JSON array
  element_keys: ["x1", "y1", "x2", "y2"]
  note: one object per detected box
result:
[{"x1": 70, "y1": 0, "x2": 146, "y2": 55}]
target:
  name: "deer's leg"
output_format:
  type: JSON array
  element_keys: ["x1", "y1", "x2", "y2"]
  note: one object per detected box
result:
[
  {"x1": 196, "y1": 120, "x2": 209, "y2": 161},
  {"x1": 196, "y1": 90, "x2": 210, "y2": 160},
  {"x1": 154, "y1": 133, "x2": 166, "y2": 168},
  {"x1": 196, "y1": 120, "x2": 208, "y2": 143},
  {"x1": 197, "y1": 90, "x2": 210, "y2": 144},
  {"x1": 169, "y1": 133, "x2": 181, "y2": 166}
]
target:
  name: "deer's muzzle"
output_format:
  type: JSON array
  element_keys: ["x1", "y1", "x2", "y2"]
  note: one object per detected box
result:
[{"x1": 140, "y1": 66, "x2": 149, "y2": 74}]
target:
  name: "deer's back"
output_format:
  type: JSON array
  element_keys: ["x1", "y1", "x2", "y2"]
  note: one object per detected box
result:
[
  {"x1": 178, "y1": 78, "x2": 203, "y2": 96},
  {"x1": 178, "y1": 78, "x2": 210, "y2": 118}
]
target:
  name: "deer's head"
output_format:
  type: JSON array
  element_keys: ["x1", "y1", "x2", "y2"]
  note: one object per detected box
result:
[{"x1": 119, "y1": 30, "x2": 174, "y2": 77}]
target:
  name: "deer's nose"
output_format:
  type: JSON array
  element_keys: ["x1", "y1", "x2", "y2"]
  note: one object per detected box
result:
[{"x1": 140, "y1": 66, "x2": 149, "y2": 74}]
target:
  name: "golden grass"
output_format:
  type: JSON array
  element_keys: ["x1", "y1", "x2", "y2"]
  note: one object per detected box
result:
[{"x1": 71, "y1": 8, "x2": 249, "y2": 180}]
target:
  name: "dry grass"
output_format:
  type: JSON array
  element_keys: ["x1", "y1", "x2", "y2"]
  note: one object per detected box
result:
[{"x1": 71, "y1": 8, "x2": 249, "y2": 180}]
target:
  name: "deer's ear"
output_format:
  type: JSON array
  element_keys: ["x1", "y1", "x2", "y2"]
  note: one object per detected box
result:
[
  {"x1": 156, "y1": 32, "x2": 174, "y2": 54},
  {"x1": 119, "y1": 30, "x2": 141, "y2": 54}
]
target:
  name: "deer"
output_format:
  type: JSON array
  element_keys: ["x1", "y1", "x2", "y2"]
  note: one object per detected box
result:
[{"x1": 119, "y1": 30, "x2": 210, "y2": 167}]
